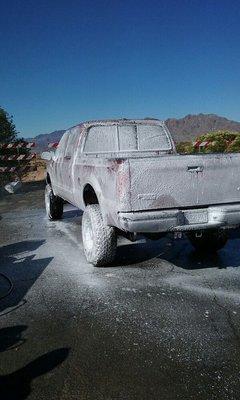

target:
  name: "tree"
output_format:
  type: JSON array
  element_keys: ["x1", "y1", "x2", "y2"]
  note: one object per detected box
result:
[
  {"x1": 0, "y1": 107, "x2": 30, "y2": 185},
  {"x1": 0, "y1": 107, "x2": 18, "y2": 143}
]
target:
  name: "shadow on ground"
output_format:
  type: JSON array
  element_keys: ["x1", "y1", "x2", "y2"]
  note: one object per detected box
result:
[
  {"x1": 114, "y1": 233, "x2": 240, "y2": 270},
  {"x1": 114, "y1": 237, "x2": 170, "y2": 267},
  {"x1": 0, "y1": 325, "x2": 69, "y2": 400},
  {"x1": 19, "y1": 180, "x2": 45, "y2": 194},
  {"x1": 162, "y1": 230, "x2": 240, "y2": 270},
  {"x1": 0, "y1": 240, "x2": 53, "y2": 313},
  {"x1": 0, "y1": 325, "x2": 27, "y2": 352}
]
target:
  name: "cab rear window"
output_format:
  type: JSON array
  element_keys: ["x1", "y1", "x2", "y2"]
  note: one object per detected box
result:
[{"x1": 84, "y1": 124, "x2": 171, "y2": 153}]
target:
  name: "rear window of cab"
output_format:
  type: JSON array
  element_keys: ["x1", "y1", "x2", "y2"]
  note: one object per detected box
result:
[{"x1": 83, "y1": 124, "x2": 172, "y2": 153}]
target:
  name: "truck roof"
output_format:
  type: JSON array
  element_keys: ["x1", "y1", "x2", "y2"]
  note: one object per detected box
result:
[{"x1": 69, "y1": 118, "x2": 165, "y2": 131}]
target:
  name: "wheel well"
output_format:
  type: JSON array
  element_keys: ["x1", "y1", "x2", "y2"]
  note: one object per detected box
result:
[{"x1": 83, "y1": 184, "x2": 99, "y2": 205}]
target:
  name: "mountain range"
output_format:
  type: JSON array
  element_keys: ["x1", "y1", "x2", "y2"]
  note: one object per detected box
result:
[
  {"x1": 166, "y1": 113, "x2": 240, "y2": 142},
  {"x1": 29, "y1": 114, "x2": 240, "y2": 151}
]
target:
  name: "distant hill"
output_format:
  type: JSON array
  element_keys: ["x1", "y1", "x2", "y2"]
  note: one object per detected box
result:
[
  {"x1": 166, "y1": 113, "x2": 240, "y2": 142},
  {"x1": 29, "y1": 114, "x2": 240, "y2": 150},
  {"x1": 29, "y1": 130, "x2": 66, "y2": 152}
]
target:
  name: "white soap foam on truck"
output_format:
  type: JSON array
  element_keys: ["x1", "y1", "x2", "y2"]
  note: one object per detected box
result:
[{"x1": 42, "y1": 119, "x2": 240, "y2": 266}]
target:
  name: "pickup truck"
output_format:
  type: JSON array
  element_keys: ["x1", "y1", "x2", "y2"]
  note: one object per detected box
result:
[{"x1": 42, "y1": 119, "x2": 240, "y2": 266}]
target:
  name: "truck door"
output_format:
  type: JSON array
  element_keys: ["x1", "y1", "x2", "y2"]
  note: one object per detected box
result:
[
  {"x1": 51, "y1": 132, "x2": 70, "y2": 198},
  {"x1": 61, "y1": 130, "x2": 79, "y2": 203}
]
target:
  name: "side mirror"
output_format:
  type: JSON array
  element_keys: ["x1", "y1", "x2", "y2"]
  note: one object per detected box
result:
[{"x1": 41, "y1": 151, "x2": 54, "y2": 161}]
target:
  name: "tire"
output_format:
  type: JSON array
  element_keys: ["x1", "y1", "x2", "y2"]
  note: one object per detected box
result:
[
  {"x1": 82, "y1": 205, "x2": 117, "y2": 266},
  {"x1": 187, "y1": 229, "x2": 228, "y2": 252},
  {"x1": 45, "y1": 184, "x2": 63, "y2": 220}
]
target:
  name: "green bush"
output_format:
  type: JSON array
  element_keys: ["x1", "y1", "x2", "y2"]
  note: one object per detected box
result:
[
  {"x1": 177, "y1": 130, "x2": 240, "y2": 154},
  {"x1": 226, "y1": 136, "x2": 240, "y2": 152},
  {"x1": 176, "y1": 142, "x2": 194, "y2": 154}
]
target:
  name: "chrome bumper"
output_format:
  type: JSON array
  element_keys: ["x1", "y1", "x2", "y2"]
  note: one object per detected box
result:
[{"x1": 118, "y1": 204, "x2": 240, "y2": 233}]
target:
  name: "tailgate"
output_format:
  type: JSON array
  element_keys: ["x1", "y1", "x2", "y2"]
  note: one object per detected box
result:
[
  {"x1": 196, "y1": 153, "x2": 240, "y2": 205},
  {"x1": 128, "y1": 153, "x2": 240, "y2": 211}
]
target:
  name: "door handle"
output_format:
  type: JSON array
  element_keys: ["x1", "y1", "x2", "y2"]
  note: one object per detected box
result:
[
  {"x1": 187, "y1": 165, "x2": 203, "y2": 172},
  {"x1": 64, "y1": 155, "x2": 71, "y2": 160}
]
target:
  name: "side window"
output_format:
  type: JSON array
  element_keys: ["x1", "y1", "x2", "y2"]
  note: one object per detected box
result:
[
  {"x1": 84, "y1": 126, "x2": 118, "y2": 153},
  {"x1": 64, "y1": 131, "x2": 79, "y2": 157},
  {"x1": 55, "y1": 132, "x2": 69, "y2": 159}
]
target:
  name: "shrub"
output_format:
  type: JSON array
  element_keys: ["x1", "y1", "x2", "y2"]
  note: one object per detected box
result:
[
  {"x1": 176, "y1": 142, "x2": 194, "y2": 154},
  {"x1": 177, "y1": 130, "x2": 240, "y2": 154}
]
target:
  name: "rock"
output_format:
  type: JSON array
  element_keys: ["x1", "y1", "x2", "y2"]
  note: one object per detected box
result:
[{"x1": 4, "y1": 181, "x2": 22, "y2": 194}]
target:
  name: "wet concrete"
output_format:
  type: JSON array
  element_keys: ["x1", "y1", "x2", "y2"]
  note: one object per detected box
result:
[{"x1": 1, "y1": 182, "x2": 240, "y2": 399}]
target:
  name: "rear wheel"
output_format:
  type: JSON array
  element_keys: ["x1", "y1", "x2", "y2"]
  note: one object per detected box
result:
[
  {"x1": 45, "y1": 184, "x2": 63, "y2": 220},
  {"x1": 82, "y1": 205, "x2": 117, "y2": 266},
  {"x1": 187, "y1": 229, "x2": 228, "y2": 252}
]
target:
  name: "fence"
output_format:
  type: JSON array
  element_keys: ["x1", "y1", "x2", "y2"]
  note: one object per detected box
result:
[{"x1": 0, "y1": 142, "x2": 59, "y2": 173}]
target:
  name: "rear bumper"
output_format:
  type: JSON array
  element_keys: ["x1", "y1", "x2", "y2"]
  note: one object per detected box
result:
[{"x1": 118, "y1": 204, "x2": 240, "y2": 233}]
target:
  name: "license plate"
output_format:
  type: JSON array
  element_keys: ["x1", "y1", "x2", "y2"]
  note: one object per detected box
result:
[{"x1": 184, "y1": 210, "x2": 208, "y2": 225}]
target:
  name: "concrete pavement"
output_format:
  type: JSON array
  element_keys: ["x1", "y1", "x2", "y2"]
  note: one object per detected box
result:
[{"x1": 1, "y1": 181, "x2": 240, "y2": 399}]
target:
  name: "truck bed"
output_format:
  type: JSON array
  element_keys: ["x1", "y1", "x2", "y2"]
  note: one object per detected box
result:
[{"x1": 127, "y1": 153, "x2": 240, "y2": 211}]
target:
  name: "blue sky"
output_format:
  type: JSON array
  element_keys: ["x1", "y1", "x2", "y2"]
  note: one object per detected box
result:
[{"x1": 1, "y1": 0, "x2": 240, "y2": 137}]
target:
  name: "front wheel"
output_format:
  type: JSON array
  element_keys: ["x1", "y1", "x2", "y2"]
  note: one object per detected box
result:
[
  {"x1": 82, "y1": 205, "x2": 117, "y2": 267},
  {"x1": 45, "y1": 184, "x2": 63, "y2": 220},
  {"x1": 187, "y1": 229, "x2": 228, "y2": 252}
]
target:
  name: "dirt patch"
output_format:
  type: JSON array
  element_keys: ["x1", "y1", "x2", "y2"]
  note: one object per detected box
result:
[
  {"x1": 0, "y1": 180, "x2": 45, "y2": 212},
  {"x1": 22, "y1": 155, "x2": 46, "y2": 182}
]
